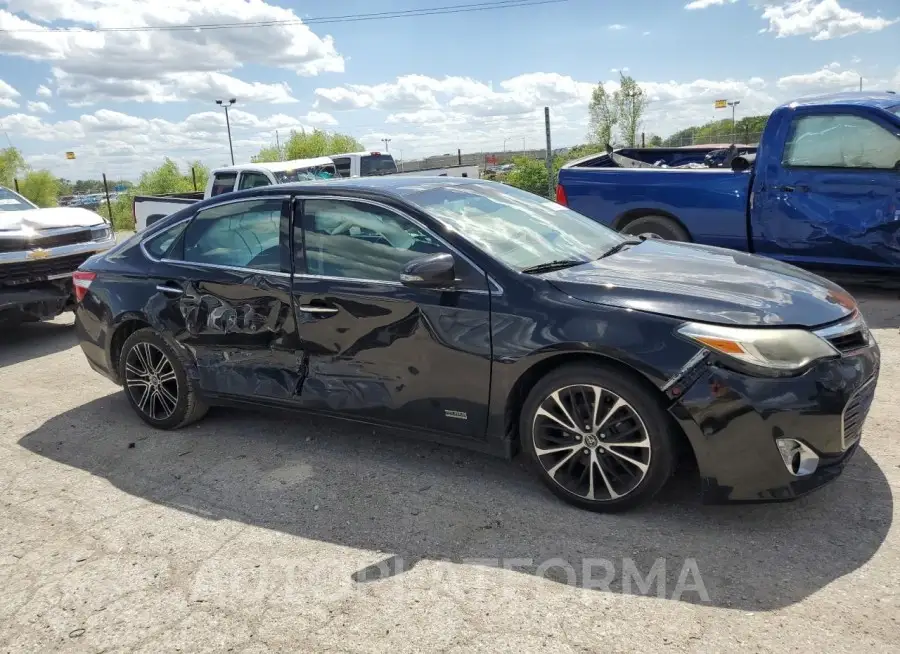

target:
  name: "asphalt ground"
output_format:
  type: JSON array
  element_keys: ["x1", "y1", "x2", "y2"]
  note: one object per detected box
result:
[{"x1": 1, "y1": 286, "x2": 898, "y2": 653}]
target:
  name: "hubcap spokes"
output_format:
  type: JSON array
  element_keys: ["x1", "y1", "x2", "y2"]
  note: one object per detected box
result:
[
  {"x1": 125, "y1": 342, "x2": 179, "y2": 421},
  {"x1": 532, "y1": 384, "x2": 651, "y2": 501}
]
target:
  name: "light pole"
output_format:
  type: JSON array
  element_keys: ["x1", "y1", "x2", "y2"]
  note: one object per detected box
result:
[
  {"x1": 216, "y1": 98, "x2": 236, "y2": 165},
  {"x1": 727, "y1": 100, "x2": 740, "y2": 144},
  {"x1": 381, "y1": 138, "x2": 391, "y2": 152}
]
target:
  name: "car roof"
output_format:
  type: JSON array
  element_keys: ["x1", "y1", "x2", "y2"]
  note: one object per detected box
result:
[
  {"x1": 277, "y1": 175, "x2": 483, "y2": 197},
  {"x1": 779, "y1": 92, "x2": 899, "y2": 111},
  {"x1": 213, "y1": 156, "x2": 336, "y2": 174}
]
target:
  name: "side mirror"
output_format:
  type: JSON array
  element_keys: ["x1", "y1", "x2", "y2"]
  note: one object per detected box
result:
[{"x1": 400, "y1": 253, "x2": 456, "y2": 288}]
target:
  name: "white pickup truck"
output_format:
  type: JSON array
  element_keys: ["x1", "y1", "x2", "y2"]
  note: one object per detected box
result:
[
  {"x1": 133, "y1": 153, "x2": 481, "y2": 231},
  {"x1": 1, "y1": 186, "x2": 115, "y2": 328}
]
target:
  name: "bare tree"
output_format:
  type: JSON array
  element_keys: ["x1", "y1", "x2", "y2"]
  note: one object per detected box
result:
[
  {"x1": 614, "y1": 74, "x2": 649, "y2": 147},
  {"x1": 587, "y1": 82, "x2": 618, "y2": 147}
]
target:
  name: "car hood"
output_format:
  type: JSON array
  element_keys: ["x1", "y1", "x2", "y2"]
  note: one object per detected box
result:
[
  {"x1": 543, "y1": 240, "x2": 856, "y2": 327},
  {"x1": 0, "y1": 207, "x2": 105, "y2": 232}
]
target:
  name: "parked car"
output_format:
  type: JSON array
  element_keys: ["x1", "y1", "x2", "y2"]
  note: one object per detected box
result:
[
  {"x1": 73, "y1": 177, "x2": 878, "y2": 512},
  {"x1": 132, "y1": 156, "x2": 339, "y2": 231},
  {"x1": 134, "y1": 154, "x2": 480, "y2": 232},
  {"x1": 557, "y1": 92, "x2": 900, "y2": 276},
  {"x1": 1, "y1": 185, "x2": 115, "y2": 328}
]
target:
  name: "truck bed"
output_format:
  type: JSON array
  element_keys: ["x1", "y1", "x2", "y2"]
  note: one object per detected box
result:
[{"x1": 557, "y1": 165, "x2": 753, "y2": 252}]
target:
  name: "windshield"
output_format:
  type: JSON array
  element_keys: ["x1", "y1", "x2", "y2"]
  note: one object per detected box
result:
[
  {"x1": 406, "y1": 183, "x2": 624, "y2": 271},
  {"x1": 890, "y1": 104, "x2": 900, "y2": 118},
  {"x1": 360, "y1": 154, "x2": 398, "y2": 176},
  {"x1": 273, "y1": 164, "x2": 336, "y2": 183},
  {"x1": 0, "y1": 187, "x2": 37, "y2": 212}
]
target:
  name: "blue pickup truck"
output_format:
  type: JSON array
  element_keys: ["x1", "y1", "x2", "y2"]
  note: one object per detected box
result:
[{"x1": 556, "y1": 92, "x2": 900, "y2": 275}]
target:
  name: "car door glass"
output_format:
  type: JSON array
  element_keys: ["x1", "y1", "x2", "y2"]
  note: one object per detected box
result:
[
  {"x1": 783, "y1": 115, "x2": 900, "y2": 170},
  {"x1": 210, "y1": 173, "x2": 237, "y2": 196},
  {"x1": 238, "y1": 172, "x2": 271, "y2": 190},
  {"x1": 332, "y1": 158, "x2": 352, "y2": 178},
  {"x1": 184, "y1": 199, "x2": 284, "y2": 272},
  {"x1": 144, "y1": 220, "x2": 188, "y2": 259},
  {"x1": 303, "y1": 199, "x2": 448, "y2": 282}
]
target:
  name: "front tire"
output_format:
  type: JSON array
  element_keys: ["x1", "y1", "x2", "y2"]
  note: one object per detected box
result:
[
  {"x1": 118, "y1": 328, "x2": 208, "y2": 429},
  {"x1": 520, "y1": 363, "x2": 675, "y2": 512}
]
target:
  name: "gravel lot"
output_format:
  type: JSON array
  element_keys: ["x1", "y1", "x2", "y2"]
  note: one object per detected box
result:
[{"x1": 1, "y1": 286, "x2": 898, "y2": 653}]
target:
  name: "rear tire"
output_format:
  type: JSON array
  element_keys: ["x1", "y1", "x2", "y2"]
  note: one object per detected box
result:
[
  {"x1": 520, "y1": 363, "x2": 676, "y2": 512},
  {"x1": 118, "y1": 328, "x2": 208, "y2": 429},
  {"x1": 621, "y1": 215, "x2": 689, "y2": 242}
]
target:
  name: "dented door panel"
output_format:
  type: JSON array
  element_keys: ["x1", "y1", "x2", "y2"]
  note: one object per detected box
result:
[
  {"x1": 290, "y1": 276, "x2": 492, "y2": 438},
  {"x1": 172, "y1": 268, "x2": 301, "y2": 399}
]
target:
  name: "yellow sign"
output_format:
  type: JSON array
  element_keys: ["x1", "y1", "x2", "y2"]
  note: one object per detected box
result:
[
  {"x1": 65, "y1": 151, "x2": 76, "y2": 160},
  {"x1": 714, "y1": 99, "x2": 727, "y2": 109},
  {"x1": 28, "y1": 249, "x2": 51, "y2": 260}
]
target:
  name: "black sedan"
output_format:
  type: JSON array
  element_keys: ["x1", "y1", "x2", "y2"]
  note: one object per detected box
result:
[{"x1": 73, "y1": 177, "x2": 879, "y2": 512}]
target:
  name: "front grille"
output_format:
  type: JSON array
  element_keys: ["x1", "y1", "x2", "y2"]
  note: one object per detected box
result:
[
  {"x1": 0, "y1": 252, "x2": 92, "y2": 286},
  {"x1": 0, "y1": 229, "x2": 93, "y2": 254},
  {"x1": 828, "y1": 329, "x2": 868, "y2": 353},
  {"x1": 842, "y1": 379, "x2": 876, "y2": 449}
]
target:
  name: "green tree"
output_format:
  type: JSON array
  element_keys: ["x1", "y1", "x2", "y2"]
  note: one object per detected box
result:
[
  {"x1": 587, "y1": 83, "x2": 618, "y2": 147},
  {"x1": 57, "y1": 178, "x2": 74, "y2": 195},
  {"x1": 663, "y1": 114, "x2": 769, "y2": 146},
  {"x1": 186, "y1": 161, "x2": 209, "y2": 191},
  {"x1": 0, "y1": 147, "x2": 27, "y2": 188},
  {"x1": 18, "y1": 170, "x2": 59, "y2": 207},
  {"x1": 648, "y1": 134, "x2": 663, "y2": 147},
  {"x1": 252, "y1": 129, "x2": 365, "y2": 162},
  {"x1": 614, "y1": 74, "x2": 649, "y2": 147},
  {"x1": 504, "y1": 156, "x2": 550, "y2": 198}
]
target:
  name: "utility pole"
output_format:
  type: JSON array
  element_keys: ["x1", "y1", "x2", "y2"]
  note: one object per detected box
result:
[
  {"x1": 215, "y1": 98, "x2": 236, "y2": 165},
  {"x1": 727, "y1": 100, "x2": 741, "y2": 144},
  {"x1": 276, "y1": 130, "x2": 282, "y2": 160},
  {"x1": 859, "y1": 76, "x2": 863, "y2": 92},
  {"x1": 544, "y1": 107, "x2": 554, "y2": 199},
  {"x1": 381, "y1": 138, "x2": 391, "y2": 152}
]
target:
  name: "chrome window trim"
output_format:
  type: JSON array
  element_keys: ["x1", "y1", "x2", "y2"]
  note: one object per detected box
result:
[
  {"x1": 160, "y1": 258, "x2": 291, "y2": 278},
  {"x1": 292, "y1": 271, "x2": 491, "y2": 295},
  {"x1": 296, "y1": 194, "x2": 504, "y2": 296}
]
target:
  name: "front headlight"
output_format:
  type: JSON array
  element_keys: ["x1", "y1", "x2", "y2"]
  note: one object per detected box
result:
[
  {"x1": 91, "y1": 225, "x2": 112, "y2": 241},
  {"x1": 677, "y1": 322, "x2": 839, "y2": 373}
]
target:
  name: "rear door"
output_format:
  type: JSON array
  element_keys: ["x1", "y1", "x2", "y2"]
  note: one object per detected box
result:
[
  {"x1": 751, "y1": 108, "x2": 900, "y2": 269},
  {"x1": 147, "y1": 194, "x2": 303, "y2": 401},
  {"x1": 290, "y1": 196, "x2": 493, "y2": 438}
]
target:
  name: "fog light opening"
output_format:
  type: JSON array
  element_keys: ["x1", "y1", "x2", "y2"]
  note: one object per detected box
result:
[{"x1": 776, "y1": 438, "x2": 819, "y2": 477}]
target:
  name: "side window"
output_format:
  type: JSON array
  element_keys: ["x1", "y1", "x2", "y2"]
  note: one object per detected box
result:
[
  {"x1": 210, "y1": 173, "x2": 237, "y2": 196},
  {"x1": 333, "y1": 157, "x2": 352, "y2": 178},
  {"x1": 238, "y1": 172, "x2": 271, "y2": 190},
  {"x1": 144, "y1": 221, "x2": 188, "y2": 259},
  {"x1": 184, "y1": 198, "x2": 284, "y2": 272},
  {"x1": 783, "y1": 114, "x2": 900, "y2": 170},
  {"x1": 302, "y1": 200, "x2": 451, "y2": 282}
]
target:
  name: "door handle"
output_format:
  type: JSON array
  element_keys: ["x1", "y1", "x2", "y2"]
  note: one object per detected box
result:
[
  {"x1": 298, "y1": 304, "x2": 339, "y2": 315},
  {"x1": 777, "y1": 185, "x2": 810, "y2": 193},
  {"x1": 156, "y1": 283, "x2": 184, "y2": 296}
]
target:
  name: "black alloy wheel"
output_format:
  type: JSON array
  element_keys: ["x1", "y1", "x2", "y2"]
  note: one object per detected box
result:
[
  {"x1": 118, "y1": 328, "x2": 208, "y2": 429},
  {"x1": 521, "y1": 364, "x2": 675, "y2": 512}
]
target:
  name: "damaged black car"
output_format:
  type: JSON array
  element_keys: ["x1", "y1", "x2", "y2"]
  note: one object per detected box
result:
[{"x1": 73, "y1": 177, "x2": 879, "y2": 512}]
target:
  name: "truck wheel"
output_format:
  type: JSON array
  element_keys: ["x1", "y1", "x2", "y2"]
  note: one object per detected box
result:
[{"x1": 621, "y1": 215, "x2": 689, "y2": 242}]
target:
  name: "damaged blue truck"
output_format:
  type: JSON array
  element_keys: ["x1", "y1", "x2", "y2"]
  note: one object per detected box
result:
[{"x1": 556, "y1": 93, "x2": 900, "y2": 279}]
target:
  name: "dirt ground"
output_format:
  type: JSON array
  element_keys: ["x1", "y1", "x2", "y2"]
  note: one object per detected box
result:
[{"x1": 1, "y1": 286, "x2": 898, "y2": 653}]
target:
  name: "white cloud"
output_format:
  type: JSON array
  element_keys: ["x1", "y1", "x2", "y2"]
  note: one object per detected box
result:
[
  {"x1": 760, "y1": 0, "x2": 897, "y2": 40},
  {"x1": 27, "y1": 100, "x2": 53, "y2": 114},
  {"x1": 0, "y1": 0, "x2": 344, "y2": 105},
  {"x1": 302, "y1": 111, "x2": 338, "y2": 126},
  {"x1": 0, "y1": 79, "x2": 20, "y2": 108},
  {"x1": 642, "y1": 31, "x2": 651, "y2": 36},
  {"x1": 685, "y1": 0, "x2": 737, "y2": 9},
  {"x1": 607, "y1": 24, "x2": 626, "y2": 30},
  {"x1": 776, "y1": 63, "x2": 861, "y2": 91},
  {"x1": 35, "y1": 84, "x2": 53, "y2": 98}
]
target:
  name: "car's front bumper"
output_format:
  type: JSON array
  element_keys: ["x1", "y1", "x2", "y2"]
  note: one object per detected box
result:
[{"x1": 670, "y1": 342, "x2": 880, "y2": 503}]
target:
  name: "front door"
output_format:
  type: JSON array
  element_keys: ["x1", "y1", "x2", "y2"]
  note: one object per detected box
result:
[
  {"x1": 290, "y1": 196, "x2": 493, "y2": 438},
  {"x1": 751, "y1": 108, "x2": 900, "y2": 270},
  {"x1": 150, "y1": 195, "x2": 302, "y2": 401}
]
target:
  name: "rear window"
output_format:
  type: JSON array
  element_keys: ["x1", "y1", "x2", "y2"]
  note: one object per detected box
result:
[
  {"x1": 144, "y1": 220, "x2": 188, "y2": 259},
  {"x1": 0, "y1": 187, "x2": 37, "y2": 211},
  {"x1": 360, "y1": 154, "x2": 397, "y2": 176},
  {"x1": 210, "y1": 173, "x2": 237, "y2": 197},
  {"x1": 333, "y1": 157, "x2": 352, "y2": 178},
  {"x1": 273, "y1": 164, "x2": 336, "y2": 183}
]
